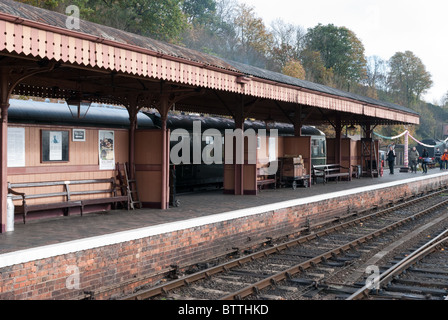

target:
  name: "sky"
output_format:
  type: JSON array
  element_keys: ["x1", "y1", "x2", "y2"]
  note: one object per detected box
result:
[{"x1": 238, "y1": 0, "x2": 447, "y2": 105}]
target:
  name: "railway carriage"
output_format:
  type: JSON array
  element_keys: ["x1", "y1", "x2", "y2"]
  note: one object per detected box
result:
[{"x1": 7, "y1": 99, "x2": 326, "y2": 193}]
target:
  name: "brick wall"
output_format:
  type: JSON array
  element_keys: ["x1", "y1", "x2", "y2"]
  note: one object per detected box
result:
[{"x1": 1, "y1": 175, "x2": 447, "y2": 300}]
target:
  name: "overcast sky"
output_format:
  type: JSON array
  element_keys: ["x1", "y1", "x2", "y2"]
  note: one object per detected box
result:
[{"x1": 238, "y1": 0, "x2": 447, "y2": 104}]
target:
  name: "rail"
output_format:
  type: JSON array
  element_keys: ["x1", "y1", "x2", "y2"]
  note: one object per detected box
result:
[
  {"x1": 121, "y1": 189, "x2": 447, "y2": 300},
  {"x1": 346, "y1": 228, "x2": 448, "y2": 300}
]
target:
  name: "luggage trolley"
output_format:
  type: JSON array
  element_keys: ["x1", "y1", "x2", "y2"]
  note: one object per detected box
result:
[{"x1": 277, "y1": 156, "x2": 310, "y2": 190}]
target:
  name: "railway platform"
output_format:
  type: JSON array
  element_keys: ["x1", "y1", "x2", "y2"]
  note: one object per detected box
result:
[
  {"x1": 1, "y1": 169, "x2": 448, "y2": 300},
  {"x1": 1, "y1": 169, "x2": 441, "y2": 255}
]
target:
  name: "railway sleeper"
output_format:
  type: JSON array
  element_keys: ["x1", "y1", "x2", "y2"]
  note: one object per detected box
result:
[
  {"x1": 373, "y1": 291, "x2": 436, "y2": 300},
  {"x1": 407, "y1": 271, "x2": 448, "y2": 281},
  {"x1": 393, "y1": 278, "x2": 448, "y2": 289},
  {"x1": 319, "y1": 283, "x2": 359, "y2": 295},
  {"x1": 302, "y1": 288, "x2": 323, "y2": 298},
  {"x1": 321, "y1": 260, "x2": 347, "y2": 267},
  {"x1": 228, "y1": 269, "x2": 272, "y2": 278},
  {"x1": 330, "y1": 256, "x2": 356, "y2": 262},
  {"x1": 287, "y1": 278, "x2": 317, "y2": 286},
  {"x1": 386, "y1": 284, "x2": 447, "y2": 296},
  {"x1": 409, "y1": 267, "x2": 448, "y2": 276}
]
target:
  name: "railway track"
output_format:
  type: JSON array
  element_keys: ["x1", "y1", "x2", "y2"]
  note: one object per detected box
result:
[
  {"x1": 122, "y1": 189, "x2": 448, "y2": 300},
  {"x1": 347, "y1": 228, "x2": 448, "y2": 300}
]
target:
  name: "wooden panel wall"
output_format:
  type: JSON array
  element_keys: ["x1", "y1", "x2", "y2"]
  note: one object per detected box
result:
[
  {"x1": 340, "y1": 138, "x2": 351, "y2": 172},
  {"x1": 351, "y1": 139, "x2": 360, "y2": 166},
  {"x1": 223, "y1": 135, "x2": 258, "y2": 195},
  {"x1": 8, "y1": 125, "x2": 129, "y2": 206},
  {"x1": 326, "y1": 138, "x2": 336, "y2": 164},
  {"x1": 134, "y1": 129, "x2": 166, "y2": 208}
]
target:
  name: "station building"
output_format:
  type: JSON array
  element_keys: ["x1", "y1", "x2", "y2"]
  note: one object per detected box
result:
[{"x1": 0, "y1": 0, "x2": 442, "y2": 300}]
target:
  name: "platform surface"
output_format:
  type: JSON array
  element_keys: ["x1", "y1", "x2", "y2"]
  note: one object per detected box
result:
[{"x1": 0, "y1": 169, "x2": 444, "y2": 256}]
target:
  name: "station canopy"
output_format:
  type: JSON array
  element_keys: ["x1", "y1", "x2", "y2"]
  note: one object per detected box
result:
[{"x1": 0, "y1": 0, "x2": 419, "y2": 127}]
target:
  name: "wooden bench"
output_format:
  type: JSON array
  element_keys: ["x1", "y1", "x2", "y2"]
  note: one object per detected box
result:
[
  {"x1": 312, "y1": 164, "x2": 351, "y2": 184},
  {"x1": 8, "y1": 178, "x2": 129, "y2": 224},
  {"x1": 256, "y1": 167, "x2": 276, "y2": 191}
]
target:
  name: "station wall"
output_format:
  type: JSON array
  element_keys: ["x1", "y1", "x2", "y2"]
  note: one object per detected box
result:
[{"x1": 7, "y1": 124, "x2": 129, "y2": 220}]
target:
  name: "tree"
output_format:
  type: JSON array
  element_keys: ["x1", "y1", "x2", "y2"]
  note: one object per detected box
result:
[
  {"x1": 303, "y1": 23, "x2": 367, "y2": 91},
  {"x1": 387, "y1": 51, "x2": 433, "y2": 106},
  {"x1": 232, "y1": 3, "x2": 273, "y2": 68},
  {"x1": 268, "y1": 19, "x2": 306, "y2": 72},
  {"x1": 300, "y1": 49, "x2": 334, "y2": 86},
  {"x1": 180, "y1": 0, "x2": 239, "y2": 59},
  {"x1": 281, "y1": 59, "x2": 305, "y2": 80},
  {"x1": 183, "y1": 0, "x2": 216, "y2": 25},
  {"x1": 366, "y1": 56, "x2": 387, "y2": 92},
  {"x1": 18, "y1": 0, "x2": 189, "y2": 43},
  {"x1": 441, "y1": 91, "x2": 448, "y2": 108}
]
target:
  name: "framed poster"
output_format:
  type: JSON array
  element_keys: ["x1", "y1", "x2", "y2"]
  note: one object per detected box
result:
[
  {"x1": 7, "y1": 127, "x2": 25, "y2": 167},
  {"x1": 41, "y1": 130, "x2": 69, "y2": 162},
  {"x1": 99, "y1": 130, "x2": 115, "y2": 170},
  {"x1": 72, "y1": 129, "x2": 86, "y2": 141}
]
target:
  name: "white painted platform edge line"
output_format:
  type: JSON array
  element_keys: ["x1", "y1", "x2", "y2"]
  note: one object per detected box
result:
[{"x1": 1, "y1": 172, "x2": 447, "y2": 268}]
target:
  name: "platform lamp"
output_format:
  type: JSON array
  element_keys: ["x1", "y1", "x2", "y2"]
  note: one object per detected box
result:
[{"x1": 66, "y1": 92, "x2": 92, "y2": 119}]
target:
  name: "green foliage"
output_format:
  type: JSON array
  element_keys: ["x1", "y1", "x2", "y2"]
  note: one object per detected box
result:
[
  {"x1": 300, "y1": 50, "x2": 334, "y2": 85},
  {"x1": 281, "y1": 59, "x2": 305, "y2": 80},
  {"x1": 183, "y1": 0, "x2": 216, "y2": 25},
  {"x1": 443, "y1": 91, "x2": 448, "y2": 108},
  {"x1": 19, "y1": 0, "x2": 188, "y2": 43},
  {"x1": 387, "y1": 51, "x2": 433, "y2": 106},
  {"x1": 303, "y1": 24, "x2": 367, "y2": 91},
  {"x1": 15, "y1": 0, "x2": 447, "y2": 141}
]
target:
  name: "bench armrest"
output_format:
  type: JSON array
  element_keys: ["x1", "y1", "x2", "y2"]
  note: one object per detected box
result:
[
  {"x1": 8, "y1": 189, "x2": 25, "y2": 197},
  {"x1": 8, "y1": 188, "x2": 26, "y2": 206}
]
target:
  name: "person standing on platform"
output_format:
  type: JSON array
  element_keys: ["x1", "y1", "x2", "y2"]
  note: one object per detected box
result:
[
  {"x1": 441, "y1": 149, "x2": 448, "y2": 170},
  {"x1": 435, "y1": 147, "x2": 442, "y2": 169},
  {"x1": 386, "y1": 146, "x2": 396, "y2": 174},
  {"x1": 421, "y1": 148, "x2": 429, "y2": 174},
  {"x1": 409, "y1": 146, "x2": 419, "y2": 173}
]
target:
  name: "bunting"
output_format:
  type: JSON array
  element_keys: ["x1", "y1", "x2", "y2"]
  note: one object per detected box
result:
[{"x1": 373, "y1": 130, "x2": 448, "y2": 149}]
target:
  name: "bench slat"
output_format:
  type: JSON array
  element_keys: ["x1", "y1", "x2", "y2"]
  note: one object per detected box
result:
[
  {"x1": 9, "y1": 181, "x2": 68, "y2": 188},
  {"x1": 26, "y1": 201, "x2": 82, "y2": 212},
  {"x1": 312, "y1": 163, "x2": 351, "y2": 185},
  {"x1": 71, "y1": 189, "x2": 114, "y2": 196}
]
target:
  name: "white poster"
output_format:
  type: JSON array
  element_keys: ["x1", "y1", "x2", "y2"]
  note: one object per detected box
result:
[
  {"x1": 269, "y1": 137, "x2": 277, "y2": 162},
  {"x1": 7, "y1": 127, "x2": 25, "y2": 167},
  {"x1": 99, "y1": 130, "x2": 115, "y2": 170},
  {"x1": 49, "y1": 131, "x2": 63, "y2": 161}
]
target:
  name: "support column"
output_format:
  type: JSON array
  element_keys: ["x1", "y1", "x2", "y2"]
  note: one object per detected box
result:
[
  {"x1": 0, "y1": 70, "x2": 9, "y2": 233},
  {"x1": 158, "y1": 96, "x2": 171, "y2": 209},
  {"x1": 128, "y1": 106, "x2": 138, "y2": 180},
  {"x1": 234, "y1": 97, "x2": 244, "y2": 195},
  {"x1": 294, "y1": 105, "x2": 302, "y2": 137},
  {"x1": 365, "y1": 123, "x2": 372, "y2": 139},
  {"x1": 335, "y1": 118, "x2": 342, "y2": 165}
]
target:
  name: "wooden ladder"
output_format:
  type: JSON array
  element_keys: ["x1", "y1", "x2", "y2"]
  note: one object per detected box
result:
[{"x1": 116, "y1": 162, "x2": 142, "y2": 209}]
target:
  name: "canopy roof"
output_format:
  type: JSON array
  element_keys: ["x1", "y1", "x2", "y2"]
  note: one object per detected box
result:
[{"x1": 0, "y1": 0, "x2": 419, "y2": 127}]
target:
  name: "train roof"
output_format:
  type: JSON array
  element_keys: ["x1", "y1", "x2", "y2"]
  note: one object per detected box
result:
[
  {"x1": 7, "y1": 99, "x2": 155, "y2": 129},
  {"x1": 7, "y1": 99, "x2": 325, "y2": 136},
  {"x1": 146, "y1": 112, "x2": 325, "y2": 136}
]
